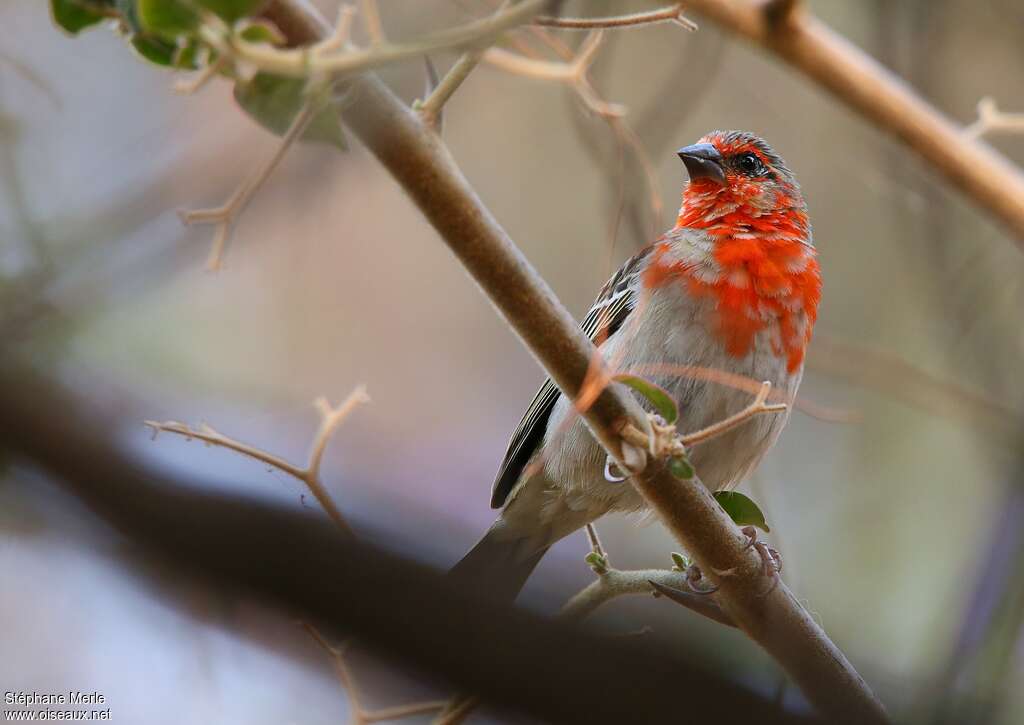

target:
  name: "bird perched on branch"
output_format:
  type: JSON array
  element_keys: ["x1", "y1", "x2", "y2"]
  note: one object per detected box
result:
[{"x1": 452, "y1": 131, "x2": 821, "y2": 601}]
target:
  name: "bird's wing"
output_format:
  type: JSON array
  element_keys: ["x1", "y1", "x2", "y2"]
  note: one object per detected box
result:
[{"x1": 489, "y1": 246, "x2": 653, "y2": 508}]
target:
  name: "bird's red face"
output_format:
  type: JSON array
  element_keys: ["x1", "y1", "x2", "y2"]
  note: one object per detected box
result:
[
  {"x1": 647, "y1": 131, "x2": 820, "y2": 372},
  {"x1": 675, "y1": 130, "x2": 809, "y2": 234}
]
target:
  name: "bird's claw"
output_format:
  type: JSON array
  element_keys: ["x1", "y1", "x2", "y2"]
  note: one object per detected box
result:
[
  {"x1": 684, "y1": 563, "x2": 719, "y2": 594},
  {"x1": 741, "y1": 525, "x2": 782, "y2": 593}
]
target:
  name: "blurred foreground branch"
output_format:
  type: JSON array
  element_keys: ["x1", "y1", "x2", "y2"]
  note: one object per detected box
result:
[
  {"x1": 0, "y1": 363, "x2": 815, "y2": 725},
  {"x1": 257, "y1": 2, "x2": 887, "y2": 722},
  {"x1": 684, "y1": 0, "x2": 1024, "y2": 246}
]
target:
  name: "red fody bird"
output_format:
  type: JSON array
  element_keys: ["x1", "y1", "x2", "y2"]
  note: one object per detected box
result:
[{"x1": 453, "y1": 131, "x2": 821, "y2": 600}]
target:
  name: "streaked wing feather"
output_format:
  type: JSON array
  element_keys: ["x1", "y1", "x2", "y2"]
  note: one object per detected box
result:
[{"x1": 489, "y1": 247, "x2": 653, "y2": 508}]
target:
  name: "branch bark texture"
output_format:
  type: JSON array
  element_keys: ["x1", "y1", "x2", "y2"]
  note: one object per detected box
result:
[{"x1": 259, "y1": 2, "x2": 888, "y2": 722}]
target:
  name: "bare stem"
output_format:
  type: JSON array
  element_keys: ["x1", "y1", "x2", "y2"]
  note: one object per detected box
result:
[
  {"x1": 584, "y1": 523, "x2": 605, "y2": 559},
  {"x1": 534, "y1": 4, "x2": 697, "y2": 32},
  {"x1": 561, "y1": 567, "x2": 734, "y2": 624},
  {"x1": 418, "y1": 52, "x2": 482, "y2": 129},
  {"x1": 179, "y1": 98, "x2": 317, "y2": 271},
  {"x1": 304, "y1": 623, "x2": 446, "y2": 724},
  {"x1": 964, "y1": 97, "x2": 1024, "y2": 140},
  {"x1": 145, "y1": 386, "x2": 369, "y2": 536},
  {"x1": 199, "y1": 0, "x2": 551, "y2": 80},
  {"x1": 359, "y1": 0, "x2": 385, "y2": 45},
  {"x1": 681, "y1": 380, "x2": 787, "y2": 446}
]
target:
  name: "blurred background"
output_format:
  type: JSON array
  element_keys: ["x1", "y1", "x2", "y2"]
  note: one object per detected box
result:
[{"x1": 2, "y1": 0, "x2": 1023, "y2": 722}]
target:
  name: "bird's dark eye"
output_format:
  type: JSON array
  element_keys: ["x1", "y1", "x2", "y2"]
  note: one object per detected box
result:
[{"x1": 736, "y1": 153, "x2": 766, "y2": 176}]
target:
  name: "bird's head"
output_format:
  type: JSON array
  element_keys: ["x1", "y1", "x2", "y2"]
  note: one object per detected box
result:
[{"x1": 675, "y1": 130, "x2": 809, "y2": 245}]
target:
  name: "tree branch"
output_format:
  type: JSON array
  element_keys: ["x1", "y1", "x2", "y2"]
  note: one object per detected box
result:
[
  {"x1": 255, "y1": 2, "x2": 888, "y2": 722},
  {"x1": 683, "y1": 0, "x2": 1024, "y2": 246},
  {"x1": 199, "y1": 0, "x2": 552, "y2": 80},
  {"x1": 963, "y1": 97, "x2": 1024, "y2": 140},
  {"x1": 145, "y1": 387, "x2": 369, "y2": 536},
  {"x1": 560, "y1": 567, "x2": 733, "y2": 625},
  {"x1": 534, "y1": 4, "x2": 698, "y2": 32}
]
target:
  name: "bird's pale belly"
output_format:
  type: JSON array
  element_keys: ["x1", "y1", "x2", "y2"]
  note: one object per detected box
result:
[{"x1": 539, "y1": 284, "x2": 801, "y2": 519}]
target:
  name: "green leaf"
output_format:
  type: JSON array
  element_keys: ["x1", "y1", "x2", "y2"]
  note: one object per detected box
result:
[
  {"x1": 237, "y1": 19, "x2": 286, "y2": 46},
  {"x1": 130, "y1": 34, "x2": 175, "y2": 66},
  {"x1": 612, "y1": 374, "x2": 678, "y2": 424},
  {"x1": 136, "y1": 0, "x2": 198, "y2": 36},
  {"x1": 129, "y1": 34, "x2": 201, "y2": 68},
  {"x1": 50, "y1": 0, "x2": 113, "y2": 35},
  {"x1": 670, "y1": 552, "x2": 690, "y2": 571},
  {"x1": 234, "y1": 74, "x2": 347, "y2": 150},
  {"x1": 713, "y1": 491, "x2": 770, "y2": 533},
  {"x1": 200, "y1": 0, "x2": 264, "y2": 22},
  {"x1": 668, "y1": 456, "x2": 694, "y2": 480},
  {"x1": 136, "y1": 0, "x2": 265, "y2": 35}
]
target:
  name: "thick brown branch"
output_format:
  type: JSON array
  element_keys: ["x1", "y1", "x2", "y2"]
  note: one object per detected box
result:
[{"x1": 685, "y1": 0, "x2": 1024, "y2": 246}]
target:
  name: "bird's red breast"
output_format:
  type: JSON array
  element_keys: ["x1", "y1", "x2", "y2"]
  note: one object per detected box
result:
[{"x1": 644, "y1": 133, "x2": 821, "y2": 373}]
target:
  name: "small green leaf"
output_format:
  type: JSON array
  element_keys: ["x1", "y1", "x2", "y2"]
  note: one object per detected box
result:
[
  {"x1": 237, "y1": 19, "x2": 285, "y2": 45},
  {"x1": 130, "y1": 34, "x2": 175, "y2": 65},
  {"x1": 136, "y1": 0, "x2": 198, "y2": 36},
  {"x1": 50, "y1": 0, "x2": 113, "y2": 35},
  {"x1": 128, "y1": 34, "x2": 200, "y2": 68},
  {"x1": 234, "y1": 74, "x2": 347, "y2": 150},
  {"x1": 668, "y1": 456, "x2": 694, "y2": 480},
  {"x1": 136, "y1": 0, "x2": 265, "y2": 36},
  {"x1": 670, "y1": 552, "x2": 690, "y2": 571},
  {"x1": 200, "y1": 0, "x2": 264, "y2": 22},
  {"x1": 173, "y1": 39, "x2": 204, "y2": 69},
  {"x1": 613, "y1": 374, "x2": 678, "y2": 424},
  {"x1": 713, "y1": 491, "x2": 770, "y2": 533}
]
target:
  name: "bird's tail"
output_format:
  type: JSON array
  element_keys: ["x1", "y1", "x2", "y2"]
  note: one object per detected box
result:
[{"x1": 449, "y1": 524, "x2": 550, "y2": 603}]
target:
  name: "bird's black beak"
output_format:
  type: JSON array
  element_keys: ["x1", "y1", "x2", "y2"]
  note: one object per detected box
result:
[{"x1": 677, "y1": 143, "x2": 726, "y2": 186}]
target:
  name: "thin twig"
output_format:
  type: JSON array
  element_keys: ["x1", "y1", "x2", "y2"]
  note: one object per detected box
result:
[
  {"x1": 179, "y1": 98, "x2": 317, "y2": 271},
  {"x1": 417, "y1": 0, "x2": 513, "y2": 130},
  {"x1": 198, "y1": 0, "x2": 550, "y2": 79},
  {"x1": 681, "y1": 380, "x2": 787, "y2": 446},
  {"x1": 963, "y1": 97, "x2": 1024, "y2": 140},
  {"x1": 616, "y1": 381, "x2": 787, "y2": 465},
  {"x1": 483, "y1": 28, "x2": 604, "y2": 82},
  {"x1": 304, "y1": 623, "x2": 447, "y2": 725},
  {"x1": 359, "y1": 0, "x2": 385, "y2": 45},
  {"x1": 172, "y1": 55, "x2": 225, "y2": 95},
  {"x1": 584, "y1": 523, "x2": 606, "y2": 559},
  {"x1": 145, "y1": 386, "x2": 370, "y2": 536},
  {"x1": 418, "y1": 52, "x2": 482, "y2": 129},
  {"x1": 535, "y1": 3, "x2": 697, "y2": 31}
]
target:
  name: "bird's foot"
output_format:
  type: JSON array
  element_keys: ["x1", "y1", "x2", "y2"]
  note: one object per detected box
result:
[
  {"x1": 741, "y1": 525, "x2": 782, "y2": 593},
  {"x1": 684, "y1": 563, "x2": 719, "y2": 595}
]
